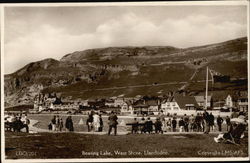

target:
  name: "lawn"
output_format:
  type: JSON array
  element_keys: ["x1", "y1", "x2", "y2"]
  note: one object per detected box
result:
[
  {"x1": 28, "y1": 114, "x2": 231, "y2": 132},
  {"x1": 29, "y1": 114, "x2": 132, "y2": 132},
  {"x1": 5, "y1": 132, "x2": 248, "y2": 159}
]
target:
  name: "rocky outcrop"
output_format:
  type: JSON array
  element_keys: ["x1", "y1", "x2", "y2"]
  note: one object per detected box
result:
[{"x1": 4, "y1": 37, "x2": 247, "y2": 107}]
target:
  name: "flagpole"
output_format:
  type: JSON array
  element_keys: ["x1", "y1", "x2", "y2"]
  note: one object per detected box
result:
[
  {"x1": 205, "y1": 66, "x2": 208, "y2": 110},
  {"x1": 209, "y1": 69, "x2": 214, "y2": 86}
]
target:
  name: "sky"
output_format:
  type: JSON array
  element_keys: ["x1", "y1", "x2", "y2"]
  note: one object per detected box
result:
[{"x1": 4, "y1": 5, "x2": 247, "y2": 74}]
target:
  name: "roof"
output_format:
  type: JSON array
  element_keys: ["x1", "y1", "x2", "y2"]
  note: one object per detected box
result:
[
  {"x1": 161, "y1": 96, "x2": 175, "y2": 103},
  {"x1": 124, "y1": 100, "x2": 133, "y2": 106},
  {"x1": 213, "y1": 101, "x2": 225, "y2": 107},
  {"x1": 133, "y1": 105, "x2": 148, "y2": 108},
  {"x1": 146, "y1": 99, "x2": 158, "y2": 106},
  {"x1": 224, "y1": 94, "x2": 239, "y2": 101},
  {"x1": 126, "y1": 101, "x2": 133, "y2": 105},
  {"x1": 174, "y1": 95, "x2": 199, "y2": 109},
  {"x1": 133, "y1": 99, "x2": 145, "y2": 106},
  {"x1": 105, "y1": 99, "x2": 114, "y2": 103},
  {"x1": 115, "y1": 98, "x2": 124, "y2": 101},
  {"x1": 194, "y1": 95, "x2": 212, "y2": 102}
]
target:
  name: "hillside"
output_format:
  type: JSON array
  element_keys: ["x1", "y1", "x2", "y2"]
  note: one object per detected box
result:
[{"x1": 4, "y1": 37, "x2": 248, "y2": 107}]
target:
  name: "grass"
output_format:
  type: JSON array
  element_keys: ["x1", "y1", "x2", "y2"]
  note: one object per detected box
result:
[
  {"x1": 5, "y1": 132, "x2": 248, "y2": 159},
  {"x1": 29, "y1": 114, "x2": 230, "y2": 132},
  {"x1": 29, "y1": 114, "x2": 130, "y2": 132}
]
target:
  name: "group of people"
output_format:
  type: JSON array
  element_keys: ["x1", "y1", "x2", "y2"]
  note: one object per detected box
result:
[
  {"x1": 4, "y1": 113, "x2": 30, "y2": 133},
  {"x1": 48, "y1": 115, "x2": 74, "y2": 132},
  {"x1": 129, "y1": 111, "x2": 238, "y2": 134},
  {"x1": 173, "y1": 111, "x2": 235, "y2": 134},
  {"x1": 48, "y1": 111, "x2": 118, "y2": 134},
  {"x1": 214, "y1": 114, "x2": 247, "y2": 144},
  {"x1": 86, "y1": 111, "x2": 119, "y2": 135},
  {"x1": 130, "y1": 117, "x2": 161, "y2": 134},
  {"x1": 86, "y1": 112, "x2": 104, "y2": 132}
]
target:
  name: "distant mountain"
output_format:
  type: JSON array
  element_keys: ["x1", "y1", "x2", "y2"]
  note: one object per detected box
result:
[{"x1": 4, "y1": 37, "x2": 248, "y2": 107}]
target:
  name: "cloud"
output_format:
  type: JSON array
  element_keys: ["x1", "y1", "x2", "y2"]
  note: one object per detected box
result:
[{"x1": 4, "y1": 7, "x2": 247, "y2": 74}]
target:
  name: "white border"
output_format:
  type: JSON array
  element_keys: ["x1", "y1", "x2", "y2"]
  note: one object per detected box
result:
[
  {"x1": 1, "y1": 1, "x2": 249, "y2": 162},
  {"x1": 0, "y1": 0, "x2": 249, "y2": 6},
  {"x1": 247, "y1": 0, "x2": 250, "y2": 159},
  {"x1": 1, "y1": 3, "x2": 6, "y2": 163}
]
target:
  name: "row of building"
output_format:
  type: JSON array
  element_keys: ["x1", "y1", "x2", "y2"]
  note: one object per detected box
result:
[{"x1": 33, "y1": 91, "x2": 248, "y2": 115}]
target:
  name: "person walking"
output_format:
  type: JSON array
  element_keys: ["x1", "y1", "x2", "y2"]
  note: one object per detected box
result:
[
  {"x1": 179, "y1": 117, "x2": 185, "y2": 132},
  {"x1": 108, "y1": 111, "x2": 118, "y2": 135},
  {"x1": 203, "y1": 111, "x2": 210, "y2": 134},
  {"x1": 48, "y1": 122, "x2": 52, "y2": 130},
  {"x1": 209, "y1": 112, "x2": 215, "y2": 132},
  {"x1": 93, "y1": 112, "x2": 100, "y2": 132},
  {"x1": 15, "y1": 117, "x2": 23, "y2": 132},
  {"x1": 131, "y1": 118, "x2": 139, "y2": 134},
  {"x1": 161, "y1": 118, "x2": 167, "y2": 132},
  {"x1": 140, "y1": 117, "x2": 146, "y2": 133},
  {"x1": 183, "y1": 114, "x2": 189, "y2": 132},
  {"x1": 59, "y1": 118, "x2": 63, "y2": 132},
  {"x1": 154, "y1": 118, "x2": 163, "y2": 134},
  {"x1": 51, "y1": 116, "x2": 56, "y2": 131},
  {"x1": 201, "y1": 114, "x2": 205, "y2": 132},
  {"x1": 189, "y1": 114, "x2": 195, "y2": 132},
  {"x1": 158, "y1": 110, "x2": 165, "y2": 122},
  {"x1": 217, "y1": 115, "x2": 224, "y2": 132},
  {"x1": 86, "y1": 114, "x2": 93, "y2": 132},
  {"x1": 172, "y1": 117, "x2": 177, "y2": 132},
  {"x1": 225, "y1": 116, "x2": 231, "y2": 131},
  {"x1": 195, "y1": 113, "x2": 201, "y2": 132},
  {"x1": 65, "y1": 116, "x2": 74, "y2": 132},
  {"x1": 99, "y1": 114, "x2": 103, "y2": 132},
  {"x1": 144, "y1": 117, "x2": 153, "y2": 134},
  {"x1": 21, "y1": 114, "x2": 30, "y2": 133},
  {"x1": 166, "y1": 118, "x2": 172, "y2": 132},
  {"x1": 55, "y1": 115, "x2": 60, "y2": 132}
]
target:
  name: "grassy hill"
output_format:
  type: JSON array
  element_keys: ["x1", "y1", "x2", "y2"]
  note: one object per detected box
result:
[{"x1": 4, "y1": 37, "x2": 248, "y2": 106}]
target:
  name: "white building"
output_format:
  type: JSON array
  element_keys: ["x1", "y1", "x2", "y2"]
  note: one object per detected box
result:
[
  {"x1": 114, "y1": 98, "x2": 125, "y2": 107},
  {"x1": 225, "y1": 95, "x2": 233, "y2": 108},
  {"x1": 161, "y1": 97, "x2": 180, "y2": 114},
  {"x1": 120, "y1": 102, "x2": 134, "y2": 115}
]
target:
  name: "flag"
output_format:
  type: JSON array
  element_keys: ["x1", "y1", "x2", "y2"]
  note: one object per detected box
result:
[{"x1": 208, "y1": 68, "x2": 230, "y2": 83}]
